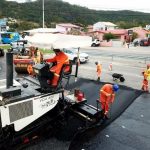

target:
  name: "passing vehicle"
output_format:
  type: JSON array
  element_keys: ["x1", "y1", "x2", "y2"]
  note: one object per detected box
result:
[{"x1": 62, "y1": 48, "x2": 89, "y2": 63}]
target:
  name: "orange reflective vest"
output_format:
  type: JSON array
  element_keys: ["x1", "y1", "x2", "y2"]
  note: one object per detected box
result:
[{"x1": 45, "y1": 51, "x2": 69, "y2": 75}]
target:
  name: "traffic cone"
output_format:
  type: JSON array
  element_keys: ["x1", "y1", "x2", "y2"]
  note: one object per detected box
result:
[{"x1": 109, "y1": 63, "x2": 112, "y2": 71}]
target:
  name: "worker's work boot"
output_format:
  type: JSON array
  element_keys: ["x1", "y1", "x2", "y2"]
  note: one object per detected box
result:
[
  {"x1": 104, "y1": 114, "x2": 109, "y2": 120},
  {"x1": 103, "y1": 111, "x2": 109, "y2": 120}
]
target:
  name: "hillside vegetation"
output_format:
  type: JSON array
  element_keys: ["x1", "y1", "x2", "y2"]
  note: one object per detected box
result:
[{"x1": 0, "y1": 0, "x2": 150, "y2": 31}]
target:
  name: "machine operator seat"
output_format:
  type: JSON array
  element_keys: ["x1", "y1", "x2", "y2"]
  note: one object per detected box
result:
[
  {"x1": 33, "y1": 62, "x2": 72, "y2": 92},
  {"x1": 55, "y1": 62, "x2": 72, "y2": 90}
]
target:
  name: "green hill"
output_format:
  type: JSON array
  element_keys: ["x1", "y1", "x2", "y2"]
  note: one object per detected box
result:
[{"x1": 0, "y1": 0, "x2": 150, "y2": 30}]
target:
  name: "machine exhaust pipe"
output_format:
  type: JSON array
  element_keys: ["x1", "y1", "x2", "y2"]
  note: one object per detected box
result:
[{"x1": 6, "y1": 52, "x2": 13, "y2": 88}]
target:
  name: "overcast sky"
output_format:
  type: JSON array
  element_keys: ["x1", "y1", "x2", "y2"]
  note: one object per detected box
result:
[{"x1": 7, "y1": 0, "x2": 150, "y2": 13}]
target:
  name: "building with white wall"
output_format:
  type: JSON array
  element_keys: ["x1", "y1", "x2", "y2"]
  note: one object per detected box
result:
[
  {"x1": 56, "y1": 23, "x2": 81, "y2": 34},
  {"x1": 93, "y1": 22, "x2": 117, "y2": 31}
]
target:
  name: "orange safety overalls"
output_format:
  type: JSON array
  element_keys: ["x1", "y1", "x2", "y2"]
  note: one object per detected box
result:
[
  {"x1": 142, "y1": 79, "x2": 149, "y2": 92},
  {"x1": 27, "y1": 64, "x2": 33, "y2": 75},
  {"x1": 97, "y1": 64, "x2": 102, "y2": 78},
  {"x1": 99, "y1": 84, "x2": 115, "y2": 115},
  {"x1": 45, "y1": 51, "x2": 70, "y2": 86}
]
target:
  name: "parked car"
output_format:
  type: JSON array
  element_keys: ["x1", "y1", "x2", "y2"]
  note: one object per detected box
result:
[
  {"x1": 132, "y1": 38, "x2": 141, "y2": 47},
  {"x1": 62, "y1": 48, "x2": 89, "y2": 63},
  {"x1": 140, "y1": 38, "x2": 150, "y2": 46},
  {"x1": 91, "y1": 39, "x2": 100, "y2": 47}
]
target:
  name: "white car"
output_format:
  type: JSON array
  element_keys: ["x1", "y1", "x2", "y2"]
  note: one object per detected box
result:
[
  {"x1": 62, "y1": 48, "x2": 89, "y2": 63},
  {"x1": 91, "y1": 39, "x2": 100, "y2": 47}
]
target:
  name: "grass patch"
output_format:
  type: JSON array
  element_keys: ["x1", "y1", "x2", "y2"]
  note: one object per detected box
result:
[
  {"x1": 0, "y1": 45, "x2": 11, "y2": 51},
  {"x1": 0, "y1": 46, "x2": 53, "y2": 54},
  {"x1": 40, "y1": 49, "x2": 53, "y2": 54}
]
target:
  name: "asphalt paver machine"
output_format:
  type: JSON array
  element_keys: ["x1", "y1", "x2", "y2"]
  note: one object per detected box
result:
[{"x1": 0, "y1": 52, "x2": 102, "y2": 149}]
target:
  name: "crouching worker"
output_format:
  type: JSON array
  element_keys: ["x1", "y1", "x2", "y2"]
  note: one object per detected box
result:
[
  {"x1": 99, "y1": 84, "x2": 119, "y2": 119},
  {"x1": 44, "y1": 48, "x2": 70, "y2": 87}
]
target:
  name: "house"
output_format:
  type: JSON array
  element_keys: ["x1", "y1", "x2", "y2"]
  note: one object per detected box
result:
[
  {"x1": 145, "y1": 25, "x2": 150, "y2": 30},
  {"x1": 86, "y1": 29, "x2": 128, "y2": 47},
  {"x1": 86, "y1": 29, "x2": 127, "y2": 41},
  {"x1": 93, "y1": 22, "x2": 117, "y2": 31},
  {"x1": 128, "y1": 27, "x2": 149, "y2": 39},
  {"x1": 56, "y1": 23, "x2": 81, "y2": 34}
]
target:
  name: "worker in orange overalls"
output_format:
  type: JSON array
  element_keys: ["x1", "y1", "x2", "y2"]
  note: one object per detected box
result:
[
  {"x1": 141, "y1": 78, "x2": 149, "y2": 92},
  {"x1": 99, "y1": 84, "x2": 119, "y2": 119},
  {"x1": 141, "y1": 72, "x2": 149, "y2": 92},
  {"x1": 44, "y1": 48, "x2": 70, "y2": 87},
  {"x1": 27, "y1": 61, "x2": 35, "y2": 76},
  {"x1": 95, "y1": 61, "x2": 102, "y2": 81},
  {"x1": 141, "y1": 64, "x2": 150, "y2": 92},
  {"x1": 33, "y1": 47, "x2": 43, "y2": 64},
  {"x1": 29, "y1": 46, "x2": 36, "y2": 58}
]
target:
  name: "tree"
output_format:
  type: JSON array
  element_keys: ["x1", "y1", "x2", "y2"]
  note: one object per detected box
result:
[
  {"x1": 131, "y1": 32, "x2": 138, "y2": 41},
  {"x1": 103, "y1": 33, "x2": 116, "y2": 41}
]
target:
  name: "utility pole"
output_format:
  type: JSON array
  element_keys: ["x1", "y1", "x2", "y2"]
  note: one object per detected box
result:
[
  {"x1": 42, "y1": 0, "x2": 45, "y2": 28},
  {"x1": 26, "y1": 0, "x2": 31, "y2": 2}
]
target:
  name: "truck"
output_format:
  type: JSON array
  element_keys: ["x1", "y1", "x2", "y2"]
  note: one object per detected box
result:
[
  {"x1": 91, "y1": 39, "x2": 100, "y2": 47},
  {"x1": 1, "y1": 32, "x2": 20, "y2": 44}
]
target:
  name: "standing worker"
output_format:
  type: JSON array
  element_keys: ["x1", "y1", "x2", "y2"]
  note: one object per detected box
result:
[
  {"x1": 95, "y1": 61, "x2": 102, "y2": 81},
  {"x1": 44, "y1": 48, "x2": 70, "y2": 87},
  {"x1": 141, "y1": 72, "x2": 149, "y2": 92},
  {"x1": 141, "y1": 78, "x2": 149, "y2": 92},
  {"x1": 141, "y1": 64, "x2": 150, "y2": 92},
  {"x1": 29, "y1": 46, "x2": 36, "y2": 58},
  {"x1": 99, "y1": 84, "x2": 119, "y2": 119},
  {"x1": 33, "y1": 47, "x2": 43, "y2": 64}
]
